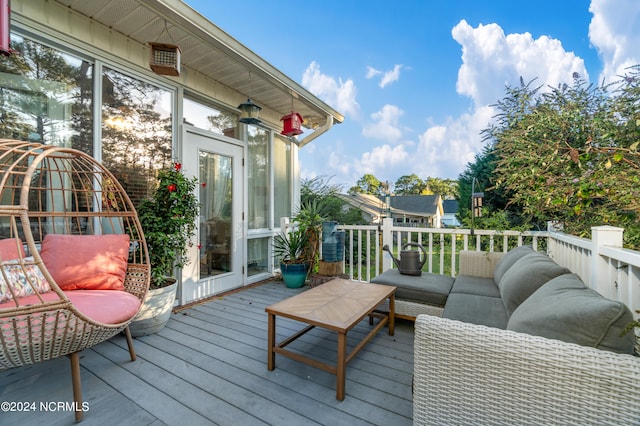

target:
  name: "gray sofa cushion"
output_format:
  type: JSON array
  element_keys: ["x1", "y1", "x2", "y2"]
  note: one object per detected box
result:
[
  {"x1": 443, "y1": 293, "x2": 509, "y2": 329},
  {"x1": 493, "y1": 245, "x2": 534, "y2": 286},
  {"x1": 450, "y1": 275, "x2": 500, "y2": 297},
  {"x1": 498, "y1": 251, "x2": 571, "y2": 316},
  {"x1": 370, "y1": 269, "x2": 454, "y2": 306},
  {"x1": 507, "y1": 274, "x2": 636, "y2": 354}
]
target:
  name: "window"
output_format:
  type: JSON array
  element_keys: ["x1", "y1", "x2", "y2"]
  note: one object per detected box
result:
[
  {"x1": 247, "y1": 125, "x2": 269, "y2": 229},
  {"x1": 101, "y1": 68, "x2": 172, "y2": 205},
  {"x1": 0, "y1": 34, "x2": 93, "y2": 152},
  {"x1": 248, "y1": 238, "x2": 268, "y2": 276},
  {"x1": 274, "y1": 135, "x2": 292, "y2": 224},
  {"x1": 183, "y1": 97, "x2": 237, "y2": 138}
]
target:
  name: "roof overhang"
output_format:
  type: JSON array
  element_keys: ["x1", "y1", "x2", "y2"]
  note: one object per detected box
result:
[{"x1": 51, "y1": 0, "x2": 343, "y2": 142}]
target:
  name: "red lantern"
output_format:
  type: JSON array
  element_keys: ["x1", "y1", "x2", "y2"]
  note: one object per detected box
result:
[
  {"x1": 280, "y1": 111, "x2": 303, "y2": 136},
  {"x1": 0, "y1": 0, "x2": 11, "y2": 56}
]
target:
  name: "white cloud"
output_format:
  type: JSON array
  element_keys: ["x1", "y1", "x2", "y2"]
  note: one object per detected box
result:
[
  {"x1": 356, "y1": 144, "x2": 409, "y2": 176},
  {"x1": 366, "y1": 66, "x2": 382, "y2": 79},
  {"x1": 365, "y1": 64, "x2": 403, "y2": 88},
  {"x1": 414, "y1": 106, "x2": 495, "y2": 179},
  {"x1": 589, "y1": 0, "x2": 640, "y2": 84},
  {"x1": 362, "y1": 104, "x2": 404, "y2": 141},
  {"x1": 452, "y1": 19, "x2": 588, "y2": 107},
  {"x1": 302, "y1": 61, "x2": 360, "y2": 118},
  {"x1": 379, "y1": 64, "x2": 403, "y2": 88}
]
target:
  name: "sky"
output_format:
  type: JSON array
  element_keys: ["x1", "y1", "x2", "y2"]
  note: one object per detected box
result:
[{"x1": 184, "y1": 0, "x2": 640, "y2": 191}]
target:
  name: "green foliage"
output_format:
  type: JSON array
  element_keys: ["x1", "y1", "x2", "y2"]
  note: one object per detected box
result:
[
  {"x1": 351, "y1": 173, "x2": 458, "y2": 199},
  {"x1": 425, "y1": 177, "x2": 459, "y2": 198},
  {"x1": 301, "y1": 176, "x2": 367, "y2": 225},
  {"x1": 293, "y1": 199, "x2": 328, "y2": 269},
  {"x1": 394, "y1": 174, "x2": 427, "y2": 195},
  {"x1": 482, "y1": 68, "x2": 640, "y2": 248},
  {"x1": 349, "y1": 173, "x2": 385, "y2": 196},
  {"x1": 273, "y1": 229, "x2": 308, "y2": 264},
  {"x1": 138, "y1": 163, "x2": 199, "y2": 288}
]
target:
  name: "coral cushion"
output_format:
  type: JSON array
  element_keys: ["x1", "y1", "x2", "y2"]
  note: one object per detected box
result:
[
  {"x1": 40, "y1": 234, "x2": 130, "y2": 291},
  {"x1": 0, "y1": 238, "x2": 27, "y2": 261},
  {"x1": 0, "y1": 290, "x2": 141, "y2": 325}
]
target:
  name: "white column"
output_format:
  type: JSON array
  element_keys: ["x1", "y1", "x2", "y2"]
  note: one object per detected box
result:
[{"x1": 590, "y1": 225, "x2": 624, "y2": 298}]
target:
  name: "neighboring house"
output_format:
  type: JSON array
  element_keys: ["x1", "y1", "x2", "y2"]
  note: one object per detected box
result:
[
  {"x1": 442, "y1": 199, "x2": 462, "y2": 227},
  {"x1": 338, "y1": 193, "x2": 444, "y2": 227},
  {"x1": 1, "y1": 0, "x2": 343, "y2": 306}
]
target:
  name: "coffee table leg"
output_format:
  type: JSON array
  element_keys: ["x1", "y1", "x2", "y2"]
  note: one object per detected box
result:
[
  {"x1": 268, "y1": 313, "x2": 276, "y2": 370},
  {"x1": 388, "y1": 294, "x2": 395, "y2": 336},
  {"x1": 336, "y1": 332, "x2": 347, "y2": 401}
]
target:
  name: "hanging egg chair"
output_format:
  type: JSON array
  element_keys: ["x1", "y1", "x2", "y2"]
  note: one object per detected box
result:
[{"x1": 0, "y1": 139, "x2": 150, "y2": 421}]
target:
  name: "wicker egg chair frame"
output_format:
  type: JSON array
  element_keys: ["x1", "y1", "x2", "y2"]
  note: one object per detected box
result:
[{"x1": 0, "y1": 139, "x2": 150, "y2": 421}]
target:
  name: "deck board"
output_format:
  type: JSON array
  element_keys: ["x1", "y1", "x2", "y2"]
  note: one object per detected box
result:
[{"x1": 0, "y1": 281, "x2": 414, "y2": 425}]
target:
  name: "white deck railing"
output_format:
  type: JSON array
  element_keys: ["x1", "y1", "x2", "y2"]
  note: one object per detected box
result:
[
  {"x1": 280, "y1": 217, "x2": 640, "y2": 317},
  {"x1": 337, "y1": 218, "x2": 549, "y2": 281},
  {"x1": 333, "y1": 219, "x2": 640, "y2": 317}
]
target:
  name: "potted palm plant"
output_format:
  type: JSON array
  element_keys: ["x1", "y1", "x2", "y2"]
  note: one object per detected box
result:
[
  {"x1": 292, "y1": 200, "x2": 327, "y2": 275},
  {"x1": 273, "y1": 228, "x2": 309, "y2": 288},
  {"x1": 130, "y1": 161, "x2": 199, "y2": 336}
]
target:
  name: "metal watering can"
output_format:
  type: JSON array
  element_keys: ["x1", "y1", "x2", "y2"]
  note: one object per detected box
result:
[{"x1": 383, "y1": 243, "x2": 427, "y2": 276}]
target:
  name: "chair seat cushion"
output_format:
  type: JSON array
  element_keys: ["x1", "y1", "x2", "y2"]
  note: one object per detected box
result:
[
  {"x1": 0, "y1": 290, "x2": 140, "y2": 325},
  {"x1": 371, "y1": 269, "x2": 454, "y2": 306},
  {"x1": 443, "y1": 292, "x2": 509, "y2": 329},
  {"x1": 450, "y1": 275, "x2": 500, "y2": 297}
]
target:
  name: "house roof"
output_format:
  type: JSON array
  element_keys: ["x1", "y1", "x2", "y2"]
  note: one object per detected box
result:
[
  {"x1": 443, "y1": 199, "x2": 459, "y2": 214},
  {"x1": 51, "y1": 0, "x2": 343, "y2": 145},
  {"x1": 337, "y1": 193, "x2": 443, "y2": 219},
  {"x1": 336, "y1": 193, "x2": 387, "y2": 220},
  {"x1": 389, "y1": 195, "x2": 442, "y2": 216}
]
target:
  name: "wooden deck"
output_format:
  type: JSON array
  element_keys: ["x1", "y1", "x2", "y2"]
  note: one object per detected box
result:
[{"x1": 0, "y1": 281, "x2": 414, "y2": 425}]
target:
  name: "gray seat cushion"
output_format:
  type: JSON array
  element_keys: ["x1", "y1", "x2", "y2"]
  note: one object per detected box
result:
[
  {"x1": 507, "y1": 274, "x2": 636, "y2": 354},
  {"x1": 443, "y1": 293, "x2": 509, "y2": 329},
  {"x1": 450, "y1": 275, "x2": 500, "y2": 297},
  {"x1": 492, "y1": 245, "x2": 534, "y2": 286},
  {"x1": 498, "y1": 251, "x2": 571, "y2": 316},
  {"x1": 370, "y1": 269, "x2": 454, "y2": 306}
]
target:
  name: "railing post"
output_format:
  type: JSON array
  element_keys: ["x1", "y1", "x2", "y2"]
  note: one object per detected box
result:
[
  {"x1": 590, "y1": 225, "x2": 624, "y2": 298},
  {"x1": 381, "y1": 217, "x2": 393, "y2": 271}
]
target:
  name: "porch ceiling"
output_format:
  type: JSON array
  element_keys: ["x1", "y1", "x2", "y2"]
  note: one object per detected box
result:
[{"x1": 54, "y1": 0, "x2": 344, "y2": 135}]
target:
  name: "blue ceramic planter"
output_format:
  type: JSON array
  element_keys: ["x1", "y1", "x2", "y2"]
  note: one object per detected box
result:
[{"x1": 280, "y1": 263, "x2": 309, "y2": 288}]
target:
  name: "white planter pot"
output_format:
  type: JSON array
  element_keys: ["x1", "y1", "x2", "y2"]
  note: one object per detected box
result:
[{"x1": 129, "y1": 281, "x2": 177, "y2": 337}]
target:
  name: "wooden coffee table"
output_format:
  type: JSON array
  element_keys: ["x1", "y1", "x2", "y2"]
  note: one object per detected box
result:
[{"x1": 265, "y1": 278, "x2": 396, "y2": 400}]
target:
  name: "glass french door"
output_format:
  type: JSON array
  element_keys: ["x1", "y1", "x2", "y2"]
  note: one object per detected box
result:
[{"x1": 181, "y1": 127, "x2": 244, "y2": 303}]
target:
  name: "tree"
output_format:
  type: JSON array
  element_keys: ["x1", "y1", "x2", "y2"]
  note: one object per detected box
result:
[
  {"x1": 485, "y1": 69, "x2": 640, "y2": 248},
  {"x1": 301, "y1": 176, "x2": 368, "y2": 225},
  {"x1": 426, "y1": 177, "x2": 459, "y2": 199},
  {"x1": 348, "y1": 173, "x2": 385, "y2": 196},
  {"x1": 456, "y1": 143, "x2": 524, "y2": 229},
  {"x1": 394, "y1": 174, "x2": 426, "y2": 195}
]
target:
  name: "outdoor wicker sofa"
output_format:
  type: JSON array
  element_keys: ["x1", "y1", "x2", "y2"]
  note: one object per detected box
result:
[{"x1": 407, "y1": 245, "x2": 640, "y2": 425}]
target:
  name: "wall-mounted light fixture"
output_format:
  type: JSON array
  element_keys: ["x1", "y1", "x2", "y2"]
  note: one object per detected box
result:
[{"x1": 238, "y1": 98, "x2": 262, "y2": 124}]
